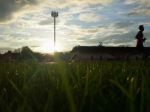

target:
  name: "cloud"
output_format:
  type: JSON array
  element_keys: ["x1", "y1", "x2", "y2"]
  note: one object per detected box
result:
[
  {"x1": 143, "y1": 22, "x2": 150, "y2": 26},
  {"x1": 128, "y1": 8, "x2": 150, "y2": 16},
  {"x1": 0, "y1": 0, "x2": 113, "y2": 23},
  {"x1": 124, "y1": 0, "x2": 136, "y2": 4},
  {"x1": 39, "y1": 18, "x2": 53, "y2": 25},
  {"x1": 0, "y1": 0, "x2": 42, "y2": 22},
  {"x1": 0, "y1": 47, "x2": 13, "y2": 52},
  {"x1": 78, "y1": 12, "x2": 102, "y2": 23},
  {"x1": 125, "y1": 0, "x2": 150, "y2": 16},
  {"x1": 46, "y1": 0, "x2": 113, "y2": 9},
  {"x1": 125, "y1": 0, "x2": 150, "y2": 6},
  {"x1": 39, "y1": 17, "x2": 61, "y2": 26},
  {"x1": 61, "y1": 22, "x2": 131, "y2": 48},
  {"x1": 113, "y1": 21, "x2": 134, "y2": 28}
]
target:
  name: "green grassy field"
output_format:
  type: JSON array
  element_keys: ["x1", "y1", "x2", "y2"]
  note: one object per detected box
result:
[{"x1": 0, "y1": 61, "x2": 150, "y2": 112}]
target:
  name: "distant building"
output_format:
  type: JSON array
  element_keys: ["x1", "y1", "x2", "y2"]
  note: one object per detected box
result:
[
  {"x1": 0, "y1": 51, "x2": 19, "y2": 62},
  {"x1": 71, "y1": 46, "x2": 150, "y2": 61}
]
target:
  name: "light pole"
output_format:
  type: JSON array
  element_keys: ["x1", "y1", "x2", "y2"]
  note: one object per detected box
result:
[{"x1": 51, "y1": 11, "x2": 58, "y2": 53}]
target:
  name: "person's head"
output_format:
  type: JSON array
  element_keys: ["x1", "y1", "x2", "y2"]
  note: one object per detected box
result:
[{"x1": 139, "y1": 25, "x2": 144, "y2": 31}]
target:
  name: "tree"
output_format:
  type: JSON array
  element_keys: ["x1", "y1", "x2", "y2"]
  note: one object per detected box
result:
[
  {"x1": 98, "y1": 42, "x2": 103, "y2": 47},
  {"x1": 20, "y1": 46, "x2": 37, "y2": 61}
]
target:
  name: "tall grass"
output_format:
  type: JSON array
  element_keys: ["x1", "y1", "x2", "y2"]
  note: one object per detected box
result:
[{"x1": 0, "y1": 61, "x2": 149, "y2": 112}]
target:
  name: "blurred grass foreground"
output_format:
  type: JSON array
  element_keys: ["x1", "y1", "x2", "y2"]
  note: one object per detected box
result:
[{"x1": 0, "y1": 61, "x2": 150, "y2": 112}]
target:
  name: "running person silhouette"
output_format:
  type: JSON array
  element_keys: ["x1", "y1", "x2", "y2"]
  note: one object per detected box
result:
[{"x1": 135, "y1": 25, "x2": 146, "y2": 52}]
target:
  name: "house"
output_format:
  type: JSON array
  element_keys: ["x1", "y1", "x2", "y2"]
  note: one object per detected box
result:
[
  {"x1": 71, "y1": 46, "x2": 150, "y2": 61},
  {"x1": 0, "y1": 51, "x2": 20, "y2": 62}
]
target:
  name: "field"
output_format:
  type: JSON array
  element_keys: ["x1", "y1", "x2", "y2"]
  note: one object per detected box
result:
[{"x1": 0, "y1": 61, "x2": 150, "y2": 112}]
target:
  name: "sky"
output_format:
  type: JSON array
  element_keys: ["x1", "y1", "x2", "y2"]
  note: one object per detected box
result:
[{"x1": 0, "y1": 0, "x2": 150, "y2": 53}]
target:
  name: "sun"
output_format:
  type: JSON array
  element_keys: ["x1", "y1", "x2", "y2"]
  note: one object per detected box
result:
[{"x1": 40, "y1": 41, "x2": 63, "y2": 54}]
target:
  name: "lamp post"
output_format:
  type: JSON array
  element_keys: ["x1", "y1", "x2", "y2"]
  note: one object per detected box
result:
[{"x1": 51, "y1": 11, "x2": 58, "y2": 53}]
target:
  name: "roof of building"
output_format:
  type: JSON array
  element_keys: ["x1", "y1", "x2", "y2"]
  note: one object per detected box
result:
[{"x1": 72, "y1": 46, "x2": 150, "y2": 54}]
